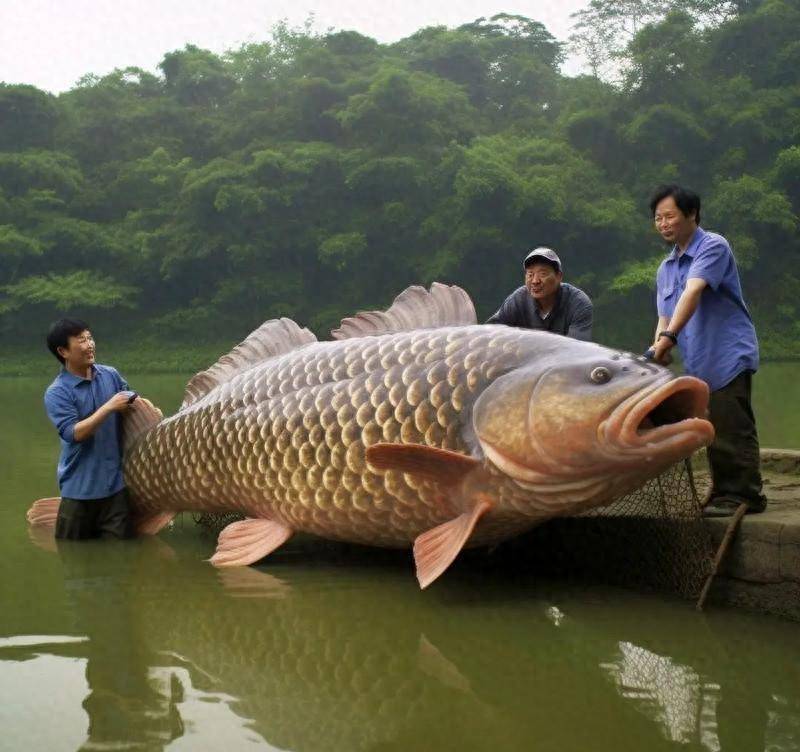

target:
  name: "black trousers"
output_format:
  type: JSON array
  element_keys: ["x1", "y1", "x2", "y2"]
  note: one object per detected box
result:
[
  {"x1": 707, "y1": 370, "x2": 766, "y2": 510},
  {"x1": 55, "y1": 488, "x2": 134, "y2": 540}
]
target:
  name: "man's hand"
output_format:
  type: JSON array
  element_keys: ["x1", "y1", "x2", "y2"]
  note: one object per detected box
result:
[
  {"x1": 652, "y1": 335, "x2": 674, "y2": 365},
  {"x1": 104, "y1": 391, "x2": 136, "y2": 413}
]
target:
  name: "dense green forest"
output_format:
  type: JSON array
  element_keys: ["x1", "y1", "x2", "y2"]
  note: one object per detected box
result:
[{"x1": 1, "y1": 0, "x2": 799, "y2": 368}]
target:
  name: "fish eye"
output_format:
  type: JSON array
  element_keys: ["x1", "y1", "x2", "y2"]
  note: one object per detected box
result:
[{"x1": 590, "y1": 366, "x2": 611, "y2": 384}]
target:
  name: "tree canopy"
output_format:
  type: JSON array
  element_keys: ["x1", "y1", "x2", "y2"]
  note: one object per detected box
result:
[{"x1": 0, "y1": 4, "x2": 797, "y2": 358}]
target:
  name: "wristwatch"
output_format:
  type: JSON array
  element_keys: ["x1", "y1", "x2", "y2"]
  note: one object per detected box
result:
[{"x1": 658, "y1": 330, "x2": 678, "y2": 344}]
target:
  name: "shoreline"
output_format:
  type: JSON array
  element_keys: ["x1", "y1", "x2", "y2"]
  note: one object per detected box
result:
[{"x1": 2, "y1": 344, "x2": 798, "y2": 378}]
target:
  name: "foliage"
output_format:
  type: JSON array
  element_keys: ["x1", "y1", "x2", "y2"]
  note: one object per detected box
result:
[
  {"x1": 0, "y1": 6, "x2": 797, "y2": 358},
  {"x1": 1, "y1": 270, "x2": 139, "y2": 318}
]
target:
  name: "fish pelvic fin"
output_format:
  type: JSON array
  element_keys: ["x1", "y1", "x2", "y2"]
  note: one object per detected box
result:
[
  {"x1": 414, "y1": 499, "x2": 492, "y2": 589},
  {"x1": 123, "y1": 397, "x2": 163, "y2": 453},
  {"x1": 183, "y1": 319, "x2": 317, "y2": 409},
  {"x1": 209, "y1": 518, "x2": 293, "y2": 568},
  {"x1": 331, "y1": 283, "x2": 477, "y2": 340},
  {"x1": 133, "y1": 510, "x2": 177, "y2": 536},
  {"x1": 365, "y1": 443, "x2": 481, "y2": 487},
  {"x1": 26, "y1": 497, "x2": 61, "y2": 527}
]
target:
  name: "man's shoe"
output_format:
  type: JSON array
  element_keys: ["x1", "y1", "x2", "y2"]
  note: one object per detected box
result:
[{"x1": 702, "y1": 497, "x2": 766, "y2": 518}]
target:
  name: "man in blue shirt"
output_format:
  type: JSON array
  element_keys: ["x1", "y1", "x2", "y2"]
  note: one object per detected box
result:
[
  {"x1": 648, "y1": 184, "x2": 766, "y2": 517},
  {"x1": 44, "y1": 318, "x2": 137, "y2": 539}
]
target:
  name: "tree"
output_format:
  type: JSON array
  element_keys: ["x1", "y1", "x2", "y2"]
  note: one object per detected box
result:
[
  {"x1": 159, "y1": 45, "x2": 236, "y2": 107},
  {"x1": 336, "y1": 66, "x2": 477, "y2": 152},
  {"x1": 0, "y1": 85, "x2": 60, "y2": 151}
]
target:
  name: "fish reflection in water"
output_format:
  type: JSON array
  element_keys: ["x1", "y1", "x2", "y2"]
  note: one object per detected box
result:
[{"x1": 18, "y1": 537, "x2": 800, "y2": 752}]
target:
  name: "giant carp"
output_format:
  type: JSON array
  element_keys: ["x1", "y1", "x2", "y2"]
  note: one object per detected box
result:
[{"x1": 29, "y1": 284, "x2": 714, "y2": 587}]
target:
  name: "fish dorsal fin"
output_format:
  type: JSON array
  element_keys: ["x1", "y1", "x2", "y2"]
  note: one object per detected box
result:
[
  {"x1": 331, "y1": 283, "x2": 477, "y2": 340},
  {"x1": 182, "y1": 318, "x2": 317, "y2": 409},
  {"x1": 123, "y1": 397, "x2": 163, "y2": 453}
]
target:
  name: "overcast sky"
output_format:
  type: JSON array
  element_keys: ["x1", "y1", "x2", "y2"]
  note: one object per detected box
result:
[{"x1": 0, "y1": 0, "x2": 590, "y2": 94}]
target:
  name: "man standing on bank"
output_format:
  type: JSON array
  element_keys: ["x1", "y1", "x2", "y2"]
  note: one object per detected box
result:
[
  {"x1": 486, "y1": 247, "x2": 594, "y2": 341},
  {"x1": 44, "y1": 318, "x2": 138, "y2": 539},
  {"x1": 649, "y1": 184, "x2": 766, "y2": 517}
]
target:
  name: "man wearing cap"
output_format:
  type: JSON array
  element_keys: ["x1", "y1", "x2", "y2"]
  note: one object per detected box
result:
[{"x1": 486, "y1": 247, "x2": 593, "y2": 341}]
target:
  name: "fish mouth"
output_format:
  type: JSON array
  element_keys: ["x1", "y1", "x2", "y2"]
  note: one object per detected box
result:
[{"x1": 602, "y1": 375, "x2": 714, "y2": 457}]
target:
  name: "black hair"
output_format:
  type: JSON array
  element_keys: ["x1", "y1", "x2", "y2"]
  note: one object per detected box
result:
[
  {"x1": 47, "y1": 318, "x2": 90, "y2": 364},
  {"x1": 649, "y1": 184, "x2": 701, "y2": 225}
]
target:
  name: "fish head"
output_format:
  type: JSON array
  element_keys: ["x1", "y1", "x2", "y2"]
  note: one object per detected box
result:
[{"x1": 473, "y1": 345, "x2": 714, "y2": 505}]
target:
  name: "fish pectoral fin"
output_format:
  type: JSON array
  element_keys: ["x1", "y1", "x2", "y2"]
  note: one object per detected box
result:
[
  {"x1": 26, "y1": 497, "x2": 61, "y2": 527},
  {"x1": 209, "y1": 518, "x2": 293, "y2": 568},
  {"x1": 133, "y1": 511, "x2": 177, "y2": 536},
  {"x1": 366, "y1": 443, "x2": 481, "y2": 488},
  {"x1": 413, "y1": 499, "x2": 492, "y2": 589}
]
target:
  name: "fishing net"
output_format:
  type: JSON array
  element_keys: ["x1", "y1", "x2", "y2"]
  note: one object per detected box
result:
[
  {"x1": 193, "y1": 459, "x2": 714, "y2": 601},
  {"x1": 509, "y1": 459, "x2": 715, "y2": 599}
]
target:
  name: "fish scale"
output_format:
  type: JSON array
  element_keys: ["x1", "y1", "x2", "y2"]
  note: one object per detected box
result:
[{"x1": 124, "y1": 326, "x2": 532, "y2": 547}]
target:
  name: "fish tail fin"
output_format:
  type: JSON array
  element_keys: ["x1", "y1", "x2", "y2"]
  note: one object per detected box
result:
[
  {"x1": 123, "y1": 397, "x2": 163, "y2": 453},
  {"x1": 26, "y1": 497, "x2": 61, "y2": 527},
  {"x1": 413, "y1": 499, "x2": 492, "y2": 589}
]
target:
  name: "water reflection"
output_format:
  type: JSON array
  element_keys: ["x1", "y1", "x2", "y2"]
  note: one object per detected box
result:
[
  {"x1": 596, "y1": 613, "x2": 800, "y2": 751},
  {"x1": 5, "y1": 532, "x2": 800, "y2": 751},
  {"x1": 56, "y1": 539, "x2": 184, "y2": 750}
]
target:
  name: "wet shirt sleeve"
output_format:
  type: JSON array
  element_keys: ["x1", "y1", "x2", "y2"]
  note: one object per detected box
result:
[
  {"x1": 44, "y1": 385, "x2": 78, "y2": 444},
  {"x1": 687, "y1": 237, "x2": 730, "y2": 291}
]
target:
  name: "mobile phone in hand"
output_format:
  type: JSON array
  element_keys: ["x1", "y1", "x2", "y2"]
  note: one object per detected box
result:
[{"x1": 127, "y1": 391, "x2": 139, "y2": 404}]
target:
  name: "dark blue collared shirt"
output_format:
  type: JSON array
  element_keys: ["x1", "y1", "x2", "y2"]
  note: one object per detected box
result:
[
  {"x1": 486, "y1": 283, "x2": 594, "y2": 341},
  {"x1": 656, "y1": 227, "x2": 759, "y2": 391},
  {"x1": 44, "y1": 363, "x2": 130, "y2": 500}
]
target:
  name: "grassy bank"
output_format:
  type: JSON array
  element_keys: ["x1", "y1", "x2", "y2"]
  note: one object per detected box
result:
[{"x1": 0, "y1": 340, "x2": 235, "y2": 377}]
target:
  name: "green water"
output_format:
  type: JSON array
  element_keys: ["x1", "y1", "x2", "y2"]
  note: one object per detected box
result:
[{"x1": 1, "y1": 369, "x2": 799, "y2": 751}]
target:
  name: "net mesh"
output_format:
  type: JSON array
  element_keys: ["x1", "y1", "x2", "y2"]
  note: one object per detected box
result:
[
  {"x1": 193, "y1": 459, "x2": 714, "y2": 600},
  {"x1": 514, "y1": 459, "x2": 715, "y2": 599}
]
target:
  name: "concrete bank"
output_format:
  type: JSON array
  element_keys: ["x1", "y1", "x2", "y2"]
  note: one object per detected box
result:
[{"x1": 701, "y1": 448, "x2": 800, "y2": 621}]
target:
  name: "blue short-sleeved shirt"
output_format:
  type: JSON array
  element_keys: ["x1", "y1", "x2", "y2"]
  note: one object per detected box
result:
[
  {"x1": 44, "y1": 363, "x2": 130, "y2": 500},
  {"x1": 655, "y1": 227, "x2": 759, "y2": 392}
]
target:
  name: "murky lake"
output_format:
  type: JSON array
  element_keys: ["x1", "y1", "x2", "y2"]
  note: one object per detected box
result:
[{"x1": 1, "y1": 368, "x2": 798, "y2": 751}]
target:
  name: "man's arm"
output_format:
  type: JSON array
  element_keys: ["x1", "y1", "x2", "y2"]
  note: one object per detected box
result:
[
  {"x1": 72, "y1": 393, "x2": 134, "y2": 442},
  {"x1": 45, "y1": 387, "x2": 134, "y2": 444},
  {"x1": 653, "y1": 235, "x2": 730, "y2": 362},
  {"x1": 652, "y1": 278, "x2": 707, "y2": 362},
  {"x1": 485, "y1": 290, "x2": 522, "y2": 326},
  {"x1": 652, "y1": 315, "x2": 670, "y2": 348},
  {"x1": 567, "y1": 298, "x2": 593, "y2": 341}
]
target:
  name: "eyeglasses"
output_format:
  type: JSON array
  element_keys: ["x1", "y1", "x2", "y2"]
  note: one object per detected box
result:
[{"x1": 654, "y1": 214, "x2": 677, "y2": 224}]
